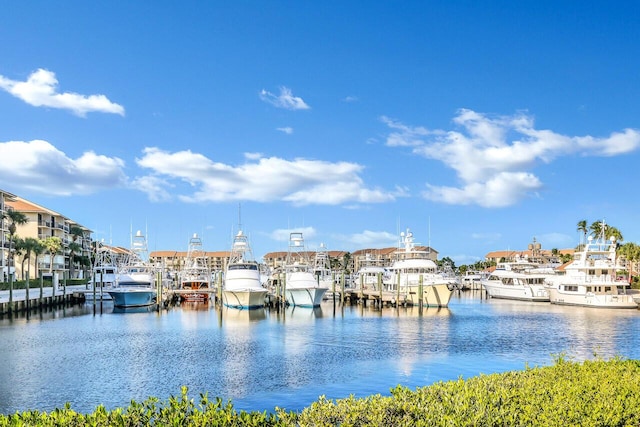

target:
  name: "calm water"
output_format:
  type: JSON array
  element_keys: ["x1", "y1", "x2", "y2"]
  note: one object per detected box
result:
[{"x1": 2, "y1": 291, "x2": 640, "y2": 414}]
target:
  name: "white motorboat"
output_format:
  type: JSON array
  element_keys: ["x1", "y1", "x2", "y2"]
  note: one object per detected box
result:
[
  {"x1": 545, "y1": 226, "x2": 639, "y2": 309},
  {"x1": 353, "y1": 252, "x2": 389, "y2": 291},
  {"x1": 108, "y1": 230, "x2": 157, "y2": 308},
  {"x1": 455, "y1": 270, "x2": 486, "y2": 291},
  {"x1": 284, "y1": 232, "x2": 327, "y2": 307},
  {"x1": 384, "y1": 228, "x2": 454, "y2": 307},
  {"x1": 482, "y1": 259, "x2": 552, "y2": 302},
  {"x1": 222, "y1": 230, "x2": 268, "y2": 309},
  {"x1": 312, "y1": 242, "x2": 334, "y2": 291},
  {"x1": 86, "y1": 245, "x2": 117, "y2": 301},
  {"x1": 178, "y1": 233, "x2": 211, "y2": 303}
]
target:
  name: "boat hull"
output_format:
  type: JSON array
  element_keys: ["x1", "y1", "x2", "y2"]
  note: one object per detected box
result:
[
  {"x1": 108, "y1": 288, "x2": 157, "y2": 308},
  {"x1": 483, "y1": 282, "x2": 550, "y2": 302},
  {"x1": 399, "y1": 283, "x2": 453, "y2": 307},
  {"x1": 286, "y1": 287, "x2": 328, "y2": 307},
  {"x1": 548, "y1": 287, "x2": 638, "y2": 309},
  {"x1": 222, "y1": 289, "x2": 267, "y2": 309}
]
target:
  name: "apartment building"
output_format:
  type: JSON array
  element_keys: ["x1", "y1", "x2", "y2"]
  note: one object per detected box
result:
[
  {"x1": 3, "y1": 194, "x2": 92, "y2": 281},
  {"x1": 0, "y1": 189, "x2": 18, "y2": 280},
  {"x1": 149, "y1": 250, "x2": 231, "y2": 274}
]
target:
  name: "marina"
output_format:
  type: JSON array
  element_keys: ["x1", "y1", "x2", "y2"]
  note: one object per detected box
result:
[{"x1": 2, "y1": 290, "x2": 640, "y2": 415}]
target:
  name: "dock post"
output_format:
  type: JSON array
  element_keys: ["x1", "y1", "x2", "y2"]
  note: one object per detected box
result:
[
  {"x1": 396, "y1": 272, "x2": 401, "y2": 308},
  {"x1": 281, "y1": 272, "x2": 287, "y2": 310},
  {"x1": 418, "y1": 275, "x2": 424, "y2": 315},
  {"x1": 359, "y1": 274, "x2": 363, "y2": 305},
  {"x1": 25, "y1": 275, "x2": 30, "y2": 312},
  {"x1": 341, "y1": 272, "x2": 346, "y2": 305},
  {"x1": 378, "y1": 272, "x2": 383, "y2": 308},
  {"x1": 39, "y1": 274, "x2": 44, "y2": 307},
  {"x1": 156, "y1": 272, "x2": 162, "y2": 311}
]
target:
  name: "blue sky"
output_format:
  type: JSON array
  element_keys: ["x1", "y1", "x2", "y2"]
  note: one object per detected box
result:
[{"x1": 1, "y1": 1, "x2": 639, "y2": 265}]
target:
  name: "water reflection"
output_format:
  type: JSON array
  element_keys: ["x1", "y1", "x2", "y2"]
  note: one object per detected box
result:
[{"x1": 1, "y1": 294, "x2": 640, "y2": 415}]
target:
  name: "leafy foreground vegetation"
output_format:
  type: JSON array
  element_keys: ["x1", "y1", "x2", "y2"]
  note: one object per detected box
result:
[{"x1": 2, "y1": 357, "x2": 640, "y2": 426}]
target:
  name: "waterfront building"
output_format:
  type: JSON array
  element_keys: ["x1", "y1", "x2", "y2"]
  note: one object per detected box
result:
[
  {"x1": 0, "y1": 189, "x2": 18, "y2": 281},
  {"x1": 4, "y1": 195, "x2": 92, "y2": 281}
]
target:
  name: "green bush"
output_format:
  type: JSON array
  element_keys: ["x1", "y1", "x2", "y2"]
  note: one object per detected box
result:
[{"x1": 2, "y1": 359, "x2": 640, "y2": 426}]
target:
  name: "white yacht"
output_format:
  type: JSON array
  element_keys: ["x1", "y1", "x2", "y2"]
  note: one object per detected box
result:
[
  {"x1": 222, "y1": 230, "x2": 267, "y2": 309},
  {"x1": 108, "y1": 230, "x2": 157, "y2": 308},
  {"x1": 456, "y1": 270, "x2": 485, "y2": 291},
  {"x1": 383, "y1": 229, "x2": 454, "y2": 307},
  {"x1": 482, "y1": 257, "x2": 552, "y2": 302},
  {"x1": 284, "y1": 232, "x2": 328, "y2": 307},
  {"x1": 545, "y1": 228, "x2": 638, "y2": 309},
  {"x1": 312, "y1": 242, "x2": 334, "y2": 291},
  {"x1": 353, "y1": 252, "x2": 389, "y2": 291},
  {"x1": 86, "y1": 244, "x2": 117, "y2": 301},
  {"x1": 178, "y1": 233, "x2": 211, "y2": 303}
]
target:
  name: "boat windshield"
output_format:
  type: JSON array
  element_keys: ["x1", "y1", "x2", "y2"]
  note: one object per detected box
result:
[{"x1": 228, "y1": 264, "x2": 258, "y2": 271}]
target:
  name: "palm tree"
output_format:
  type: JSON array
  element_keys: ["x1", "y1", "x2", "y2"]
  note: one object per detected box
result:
[
  {"x1": 68, "y1": 225, "x2": 86, "y2": 279},
  {"x1": 618, "y1": 242, "x2": 640, "y2": 285},
  {"x1": 67, "y1": 241, "x2": 82, "y2": 279},
  {"x1": 41, "y1": 236, "x2": 63, "y2": 296},
  {"x1": 576, "y1": 220, "x2": 588, "y2": 248},
  {"x1": 19, "y1": 237, "x2": 44, "y2": 307},
  {"x1": 2, "y1": 210, "x2": 28, "y2": 311}
]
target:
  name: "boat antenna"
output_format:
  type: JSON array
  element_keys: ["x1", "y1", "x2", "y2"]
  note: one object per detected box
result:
[
  {"x1": 238, "y1": 203, "x2": 242, "y2": 231},
  {"x1": 428, "y1": 216, "x2": 431, "y2": 254}
]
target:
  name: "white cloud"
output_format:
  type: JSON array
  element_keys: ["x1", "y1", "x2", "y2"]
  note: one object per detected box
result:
[
  {"x1": 259, "y1": 86, "x2": 310, "y2": 110},
  {"x1": 0, "y1": 140, "x2": 127, "y2": 195},
  {"x1": 335, "y1": 230, "x2": 398, "y2": 248},
  {"x1": 269, "y1": 226, "x2": 317, "y2": 242},
  {"x1": 135, "y1": 147, "x2": 397, "y2": 205},
  {"x1": 383, "y1": 109, "x2": 640, "y2": 207},
  {"x1": 0, "y1": 69, "x2": 125, "y2": 117},
  {"x1": 277, "y1": 126, "x2": 294, "y2": 134}
]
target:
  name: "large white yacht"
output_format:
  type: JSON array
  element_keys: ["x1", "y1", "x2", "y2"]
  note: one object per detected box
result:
[
  {"x1": 482, "y1": 257, "x2": 553, "y2": 302},
  {"x1": 383, "y1": 228, "x2": 454, "y2": 307},
  {"x1": 222, "y1": 230, "x2": 267, "y2": 309},
  {"x1": 545, "y1": 229, "x2": 638, "y2": 309},
  {"x1": 284, "y1": 232, "x2": 327, "y2": 307}
]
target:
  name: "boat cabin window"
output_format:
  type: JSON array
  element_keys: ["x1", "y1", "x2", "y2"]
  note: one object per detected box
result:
[
  {"x1": 228, "y1": 264, "x2": 258, "y2": 271},
  {"x1": 588, "y1": 269, "x2": 596, "y2": 275},
  {"x1": 564, "y1": 285, "x2": 578, "y2": 292},
  {"x1": 605, "y1": 286, "x2": 611, "y2": 292}
]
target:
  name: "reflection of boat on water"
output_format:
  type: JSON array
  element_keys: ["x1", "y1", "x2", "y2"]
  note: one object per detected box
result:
[
  {"x1": 221, "y1": 307, "x2": 267, "y2": 323},
  {"x1": 284, "y1": 232, "x2": 328, "y2": 307},
  {"x1": 180, "y1": 301, "x2": 211, "y2": 311},
  {"x1": 222, "y1": 229, "x2": 268, "y2": 309},
  {"x1": 384, "y1": 229, "x2": 454, "y2": 307},
  {"x1": 112, "y1": 305, "x2": 157, "y2": 314},
  {"x1": 108, "y1": 230, "x2": 157, "y2": 308},
  {"x1": 179, "y1": 233, "x2": 211, "y2": 303},
  {"x1": 546, "y1": 225, "x2": 639, "y2": 309}
]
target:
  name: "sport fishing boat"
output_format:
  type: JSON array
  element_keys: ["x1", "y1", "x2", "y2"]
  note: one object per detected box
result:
[
  {"x1": 384, "y1": 228, "x2": 454, "y2": 307},
  {"x1": 108, "y1": 230, "x2": 157, "y2": 308},
  {"x1": 178, "y1": 233, "x2": 211, "y2": 303},
  {"x1": 222, "y1": 230, "x2": 267, "y2": 309},
  {"x1": 545, "y1": 226, "x2": 639, "y2": 309},
  {"x1": 86, "y1": 244, "x2": 117, "y2": 301},
  {"x1": 284, "y1": 232, "x2": 327, "y2": 307}
]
